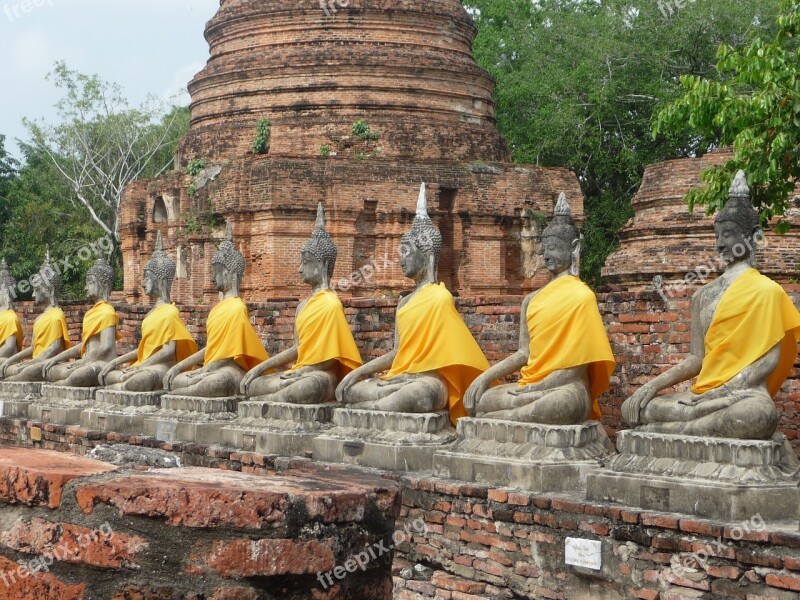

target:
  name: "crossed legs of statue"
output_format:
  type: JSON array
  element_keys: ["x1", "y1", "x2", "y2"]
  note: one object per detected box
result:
[
  {"x1": 345, "y1": 372, "x2": 448, "y2": 413},
  {"x1": 47, "y1": 361, "x2": 105, "y2": 387},
  {"x1": 476, "y1": 381, "x2": 591, "y2": 424},
  {"x1": 105, "y1": 364, "x2": 172, "y2": 393},
  {"x1": 5, "y1": 364, "x2": 46, "y2": 382},
  {"x1": 170, "y1": 363, "x2": 245, "y2": 398},
  {"x1": 248, "y1": 370, "x2": 338, "y2": 404},
  {"x1": 638, "y1": 389, "x2": 778, "y2": 439}
]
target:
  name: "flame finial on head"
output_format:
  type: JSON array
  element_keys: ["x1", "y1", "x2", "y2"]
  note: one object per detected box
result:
[
  {"x1": 402, "y1": 182, "x2": 442, "y2": 265},
  {"x1": 211, "y1": 219, "x2": 246, "y2": 277},
  {"x1": 37, "y1": 246, "x2": 62, "y2": 296},
  {"x1": 715, "y1": 170, "x2": 760, "y2": 232},
  {"x1": 554, "y1": 192, "x2": 572, "y2": 218},
  {"x1": 145, "y1": 231, "x2": 176, "y2": 283},
  {"x1": 416, "y1": 183, "x2": 429, "y2": 218},
  {"x1": 542, "y1": 192, "x2": 580, "y2": 244}
]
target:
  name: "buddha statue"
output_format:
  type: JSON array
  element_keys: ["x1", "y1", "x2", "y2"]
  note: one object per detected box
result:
[
  {"x1": 163, "y1": 221, "x2": 268, "y2": 398},
  {"x1": 463, "y1": 193, "x2": 616, "y2": 424},
  {"x1": 240, "y1": 204, "x2": 362, "y2": 403},
  {"x1": 335, "y1": 183, "x2": 490, "y2": 423},
  {"x1": 99, "y1": 233, "x2": 198, "y2": 392},
  {"x1": 622, "y1": 171, "x2": 800, "y2": 439},
  {"x1": 42, "y1": 258, "x2": 119, "y2": 387},
  {"x1": 1, "y1": 250, "x2": 71, "y2": 382},
  {"x1": 0, "y1": 259, "x2": 23, "y2": 370}
]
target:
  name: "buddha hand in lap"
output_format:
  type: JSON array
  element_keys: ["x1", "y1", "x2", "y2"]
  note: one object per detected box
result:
[
  {"x1": 464, "y1": 193, "x2": 616, "y2": 424},
  {"x1": 1, "y1": 250, "x2": 71, "y2": 382},
  {"x1": 240, "y1": 204, "x2": 362, "y2": 404},
  {"x1": 622, "y1": 171, "x2": 800, "y2": 439},
  {"x1": 163, "y1": 222, "x2": 268, "y2": 398},
  {"x1": 335, "y1": 183, "x2": 490, "y2": 423},
  {"x1": 42, "y1": 259, "x2": 119, "y2": 387},
  {"x1": 100, "y1": 234, "x2": 198, "y2": 392},
  {"x1": 0, "y1": 259, "x2": 24, "y2": 372}
]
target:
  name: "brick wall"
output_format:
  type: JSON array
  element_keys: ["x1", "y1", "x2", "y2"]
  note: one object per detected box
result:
[{"x1": 0, "y1": 446, "x2": 399, "y2": 599}]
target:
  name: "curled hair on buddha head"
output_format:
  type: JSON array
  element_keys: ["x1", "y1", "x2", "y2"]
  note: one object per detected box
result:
[
  {"x1": 37, "y1": 247, "x2": 62, "y2": 298},
  {"x1": 302, "y1": 203, "x2": 337, "y2": 279},
  {"x1": 542, "y1": 193, "x2": 580, "y2": 245},
  {"x1": 86, "y1": 258, "x2": 115, "y2": 292},
  {"x1": 401, "y1": 183, "x2": 443, "y2": 266},
  {"x1": 144, "y1": 231, "x2": 176, "y2": 289},
  {"x1": 714, "y1": 170, "x2": 760, "y2": 234},
  {"x1": 0, "y1": 258, "x2": 17, "y2": 302},
  {"x1": 211, "y1": 220, "x2": 246, "y2": 278}
]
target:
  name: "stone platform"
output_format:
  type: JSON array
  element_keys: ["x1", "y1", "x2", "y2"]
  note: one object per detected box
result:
[
  {"x1": 586, "y1": 430, "x2": 800, "y2": 521},
  {"x1": 81, "y1": 389, "x2": 165, "y2": 435},
  {"x1": 433, "y1": 419, "x2": 614, "y2": 492},
  {"x1": 142, "y1": 395, "x2": 240, "y2": 445},
  {"x1": 221, "y1": 400, "x2": 334, "y2": 456},
  {"x1": 27, "y1": 385, "x2": 99, "y2": 425},
  {"x1": 0, "y1": 381, "x2": 42, "y2": 417},
  {"x1": 313, "y1": 408, "x2": 457, "y2": 472}
]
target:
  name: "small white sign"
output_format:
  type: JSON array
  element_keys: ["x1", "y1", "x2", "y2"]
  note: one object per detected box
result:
[{"x1": 565, "y1": 537, "x2": 602, "y2": 570}]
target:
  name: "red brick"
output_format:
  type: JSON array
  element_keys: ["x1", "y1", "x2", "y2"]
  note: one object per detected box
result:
[
  {"x1": 766, "y1": 573, "x2": 800, "y2": 591},
  {"x1": 0, "y1": 448, "x2": 116, "y2": 509},
  {"x1": 0, "y1": 555, "x2": 84, "y2": 599},
  {"x1": 431, "y1": 572, "x2": 486, "y2": 594},
  {"x1": 641, "y1": 513, "x2": 680, "y2": 529},
  {"x1": 188, "y1": 538, "x2": 334, "y2": 577},
  {"x1": 679, "y1": 519, "x2": 723, "y2": 538}
]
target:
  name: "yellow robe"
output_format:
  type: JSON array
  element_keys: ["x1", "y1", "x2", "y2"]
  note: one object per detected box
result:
[
  {"x1": 32, "y1": 307, "x2": 71, "y2": 359},
  {"x1": 383, "y1": 283, "x2": 490, "y2": 424},
  {"x1": 132, "y1": 303, "x2": 198, "y2": 366},
  {"x1": 693, "y1": 269, "x2": 800, "y2": 396},
  {"x1": 291, "y1": 290, "x2": 362, "y2": 377},
  {"x1": 80, "y1": 302, "x2": 120, "y2": 356},
  {"x1": 519, "y1": 276, "x2": 616, "y2": 421},
  {"x1": 204, "y1": 296, "x2": 268, "y2": 371},
  {"x1": 0, "y1": 309, "x2": 23, "y2": 353}
]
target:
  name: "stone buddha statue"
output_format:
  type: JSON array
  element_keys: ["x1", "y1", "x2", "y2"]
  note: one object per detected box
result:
[
  {"x1": 335, "y1": 183, "x2": 490, "y2": 423},
  {"x1": 622, "y1": 171, "x2": 800, "y2": 439},
  {"x1": 42, "y1": 258, "x2": 119, "y2": 387},
  {"x1": 463, "y1": 194, "x2": 616, "y2": 424},
  {"x1": 240, "y1": 204, "x2": 362, "y2": 403},
  {"x1": 1, "y1": 250, "x2": 71, "y2": 382},
  {"x1": 99, "y1": 233, "x2": 198, "y2": 392},
  {"x1": 163, "y1": 221, "x2": 268, "y2": 398},
  {"x1": 0, "y1": 259, "x2": 23, "y2": 369}
]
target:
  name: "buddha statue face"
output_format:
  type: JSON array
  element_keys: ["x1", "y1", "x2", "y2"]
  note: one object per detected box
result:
[
  {"x1": 143, "y1": 269, "x2": 157, "y2": 297},
  {"x1": 400, "y1": 240, "x2": 430, "y2": 278},
  {"x1": 32, "y1": 281, "x2": 52, "y2": 306},
  {"x1": 714, "y1": 220, "x2": 756, "y2": 265},
  {"x1": 299, "y1": 251, "x2": 325, "y2": 287},
  {"x1": 542, "y1": 235, "x2": 574, "y2": 275},
  {"x1": 85, "y1": 274, "x2": 103, "y2": 302},
  {"x1": 212, "y1": 262, "x2": 231, "y2": 292}
]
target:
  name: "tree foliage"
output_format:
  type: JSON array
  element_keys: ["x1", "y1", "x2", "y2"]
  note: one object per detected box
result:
[
  {"x1": 653, "y1": 0, "x2": 800, "y2": 232},
  {"x1": 464, "y1": 0, "x2": 783, "y2": 285},
  {"x1": 24, "y1": 62, "x2": 189, "y2": 248}
]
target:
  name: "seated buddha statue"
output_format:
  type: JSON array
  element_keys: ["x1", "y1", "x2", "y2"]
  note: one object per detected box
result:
[
  {"x1": 335, "y1": 183, "x2": 490, "y2": 424},
  {"x1": 163, "y1": 221, "x2": 268, "y2": 398},
  {"x1": 622, "y1": 171, "x2": 800, "y2": 439},
  {"x1": 0, "y1": 259, "x2": 23, "y2": 370},
  {"x1": 42, "y1": 258, "x2": 119, "y2": 387},
  {"x1": 463, "y1": 193, "x2": 616, "y2": 424},
  {"x1": 1, "y1": 250, "x2": 71, "y2": 382},
  {"x1": 99, "y1": 233, "x2": 198, "y2": 392},
  {"x1": 240, "y1": 204, "x2": 362, "y2": 403}
]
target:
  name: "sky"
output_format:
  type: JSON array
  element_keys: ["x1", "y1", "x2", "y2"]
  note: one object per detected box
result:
[{"x1": 0, "y1": 0, "x2": 220, "y2": 160}]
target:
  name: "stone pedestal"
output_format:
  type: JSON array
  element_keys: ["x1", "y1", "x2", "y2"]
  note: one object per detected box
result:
[
  {"x1": 586, "y1": 431, "x2": 800, "y2": 522},
  {"x1": 0, "y1": 382, "x2": 42, "y2": 417},
  {"x1": 28, "y1": 386, "x2": 99, "y2": 425},
  {"x1": 221, "y1": 400, "x2": 334, "y2": 456},
  {"x1": 433, "y1": 419, "x2": 614, "y2": 492},
  {"x1": 142, "y1": 395, "x2": 240, "y2": 445},
  {"x1": 80, "y1": 390, "x2": 165, "y2": 434},
  {"x1": 313, "y1": 408, "x2": 457, "y2": 472}
]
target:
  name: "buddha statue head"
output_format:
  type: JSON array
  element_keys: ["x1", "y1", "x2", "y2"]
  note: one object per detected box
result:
[
  {"x1": 211, "y1": 220, "x2": 245, "y2": 296},
  {"x1": 85, "y1": 258, "x2": 115, "y2": 303},
  {"x1": 33, "y1": 248, "x2": 61, "y2": 306},
  {"x1": 541, "y1": 193, "x2": 581, "y2": 276},
  {"x1": 0, "y1": 259, "x2": 17, "y2": 310},
  {"x1": 300, "y1": 203, "x2": 337, "y2": 289},
  {"x1": 714, "y1": 170, "x2": 761, "y2": 266},
  {"x1": 144, "y1": 231, "x2": 176, "y2": 303},
  {"x1": 400, "y1": 183, "x2": 442, "y2": 283}
]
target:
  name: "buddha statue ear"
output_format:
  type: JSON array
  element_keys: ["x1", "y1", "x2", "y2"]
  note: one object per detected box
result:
[{"x1": 570, "y1": 236, "x2": 581, "y2": 277}]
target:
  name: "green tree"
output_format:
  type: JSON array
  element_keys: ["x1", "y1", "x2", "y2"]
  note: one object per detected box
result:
[
  {"x1": 0, "y1": 135, "x2": 18, "y2": 227},
  {"x1": 24, "y1": 62, "x2": 189, "y2": 250},
  {"x1": 465, "y1": 0, "x2": 783, "y2": 285},
  {"x1": 653, "y1": 0, "x2": 800, "y2": 232}
]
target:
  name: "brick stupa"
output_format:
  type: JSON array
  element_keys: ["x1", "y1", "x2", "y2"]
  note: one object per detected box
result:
[{"x1": 120, "y1": 0, "x2": 582, "y2": 303}]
